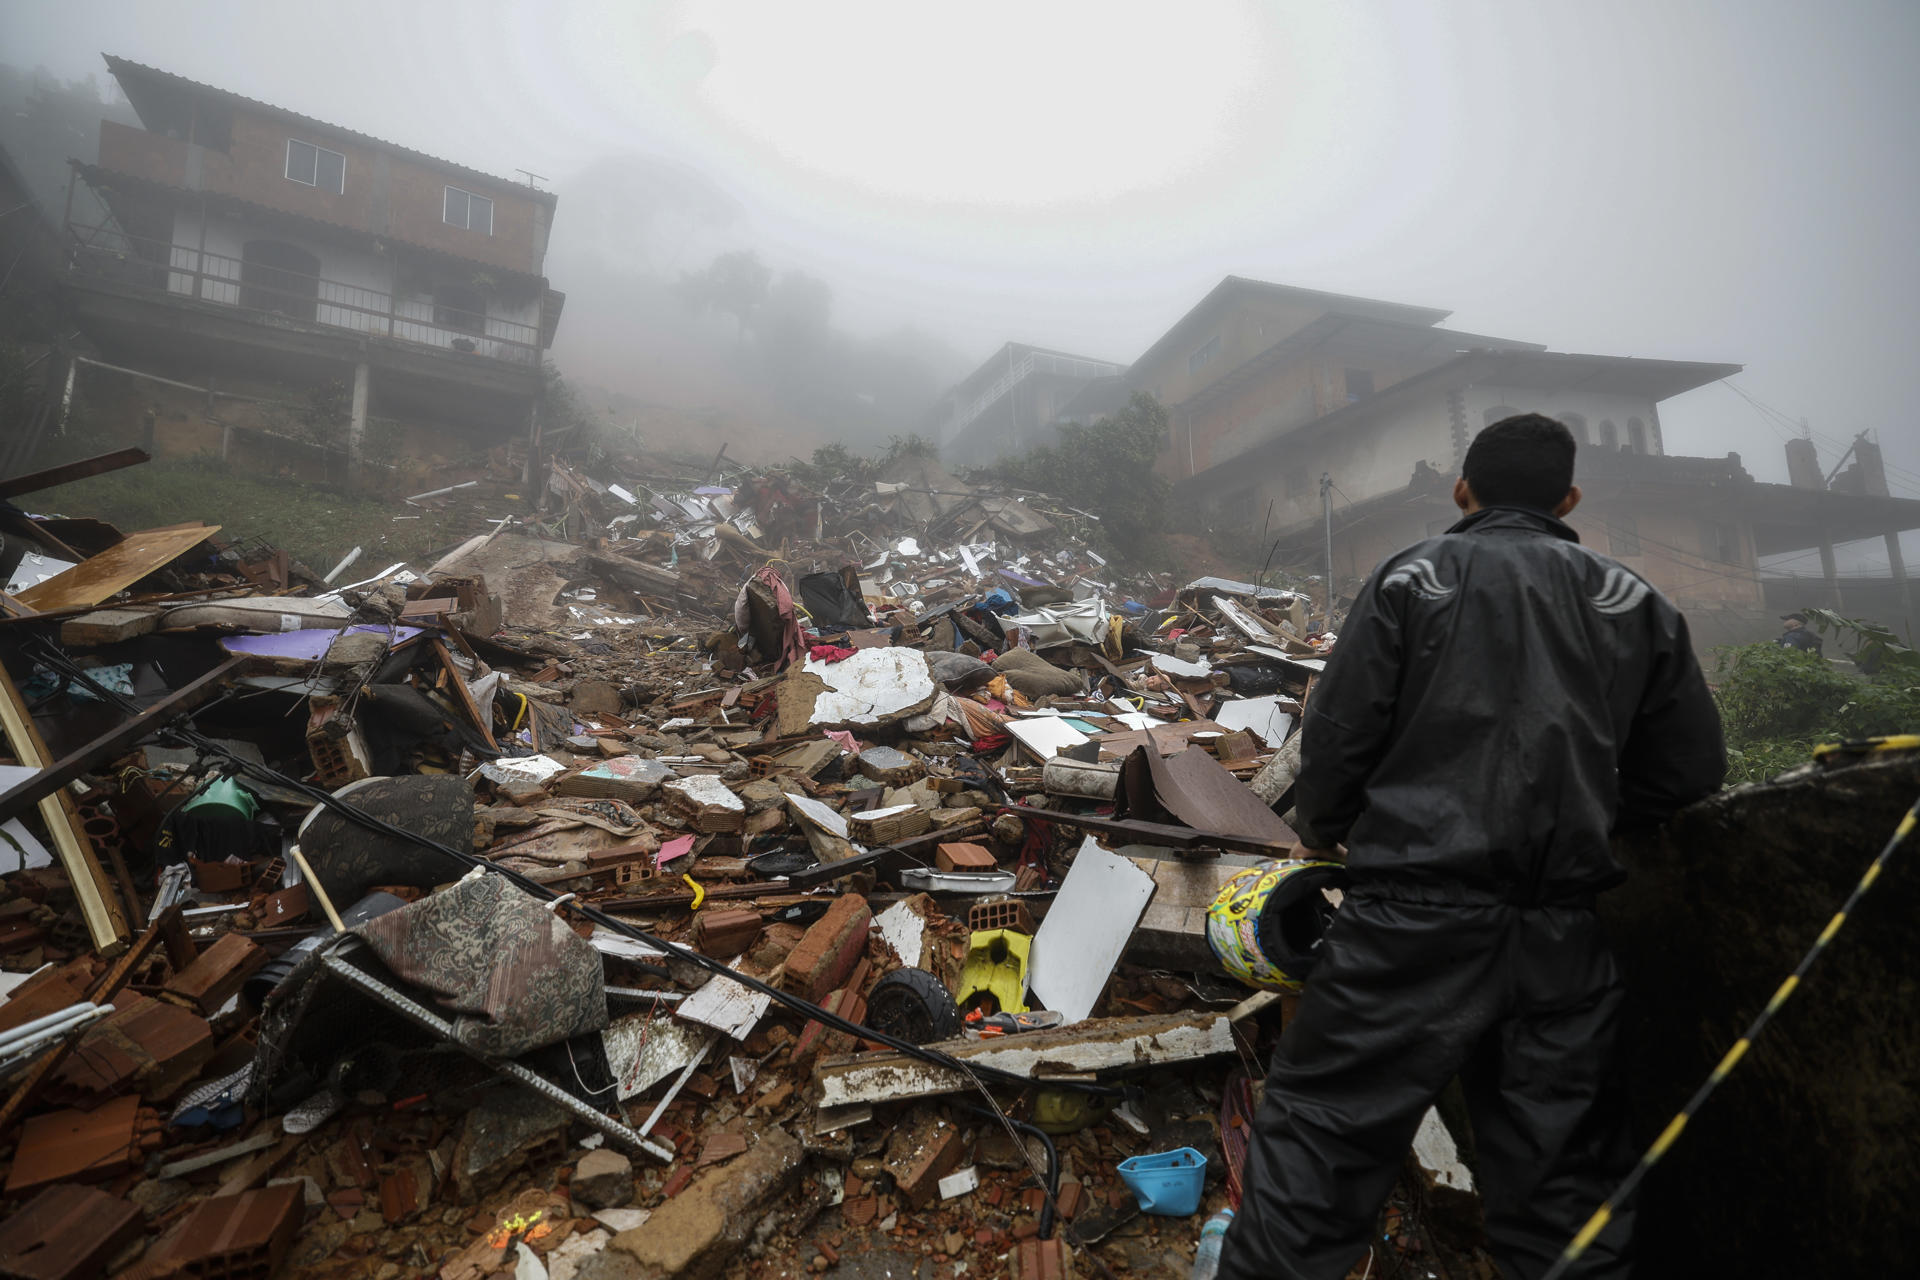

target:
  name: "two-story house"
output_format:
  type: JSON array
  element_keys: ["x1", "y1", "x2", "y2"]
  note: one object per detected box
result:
[
  {"x1": 57, "y1": 56, "x2": 565, "y2": 480},
  {"x1": 1144, "y1": 276, "x2": 1920, "y2": 647}
]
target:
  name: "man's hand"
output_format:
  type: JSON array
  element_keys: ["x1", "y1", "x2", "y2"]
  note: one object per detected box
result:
[{"x1": 1287, "y1": 841, "x2": 1343, "y2": 861}]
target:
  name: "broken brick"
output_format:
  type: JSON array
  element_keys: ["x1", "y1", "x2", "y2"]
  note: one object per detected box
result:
[
  {"x1": 1010, "y1": 1236, "x2": 1073, "y2": 1280},
  {"x1": 692, "y1": 907, "x2": 763, "y2": 958},
  {"x1": 883, "y1": 1110, "x2": 964, "y2": 1210},
  {"x1": 935, "y1": 842, "x2": 997, "y2": 872},
  {"x1": 0, "y1": 1184, "x2": 143, "y2": 1280},
  {"x1": 161, "y1": 932, "x2": 267, "y2": 1015},
  {"x1": 780, "y1": 894, "x2": 871, "y2": 1004}
]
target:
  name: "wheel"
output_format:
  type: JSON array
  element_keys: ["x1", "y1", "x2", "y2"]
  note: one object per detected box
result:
[{"x1": 864, "y1": 967, "x2": 964, "y2": 1045}]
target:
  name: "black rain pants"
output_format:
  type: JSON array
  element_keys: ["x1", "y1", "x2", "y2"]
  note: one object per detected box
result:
[{"x1": 1219, "y1": 891, "x2": 1636, "y2": 1280}]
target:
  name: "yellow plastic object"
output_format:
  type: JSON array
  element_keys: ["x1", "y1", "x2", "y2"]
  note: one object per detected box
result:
[
  {"x1": 954, "y1": 929, "x2": 1031, "y2": 1015},
  {"x1": 1033, "y1": 1087, "x2": 1108, "y2": 1135},
  {"x1": 682, "y1": 874, "x2": 705, "y2": 911}
]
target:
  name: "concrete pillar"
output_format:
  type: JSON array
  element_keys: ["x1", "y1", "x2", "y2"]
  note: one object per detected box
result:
[
  {"x1": 522, "y1": 397, "x2": 542, "y2": 496},
  {"x1": 347, "y1": 360, "x2": 370, "y2": 485},
  {"x1": 1818, "y1": 531, "x2": 1843, "y2": 611},
  {"x1": 1886, "y1": 531, "x2": 1912, "y2": 634}
]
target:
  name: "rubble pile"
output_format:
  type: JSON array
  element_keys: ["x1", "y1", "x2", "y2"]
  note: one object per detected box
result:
[{"x1": 0, "y1": 446, "x2": 1491, "y2": 1280}]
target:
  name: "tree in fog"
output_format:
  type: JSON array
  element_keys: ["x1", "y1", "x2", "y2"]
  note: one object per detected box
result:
[{"x1": 674, "y1": 250, "x2": 771, "y2": 339}]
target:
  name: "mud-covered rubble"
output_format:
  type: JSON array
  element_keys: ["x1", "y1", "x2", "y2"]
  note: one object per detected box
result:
[{"x1": 0, "y1": 444, "x2": 1499, "y2": 1280}]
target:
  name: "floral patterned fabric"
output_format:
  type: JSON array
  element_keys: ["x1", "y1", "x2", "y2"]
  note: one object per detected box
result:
[{"x1": 352, "y1": 873, "x2": 607, "y2": 1058}]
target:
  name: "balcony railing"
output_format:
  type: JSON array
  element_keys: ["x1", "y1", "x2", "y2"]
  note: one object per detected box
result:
[{"x1": 64, "y1": 221, "x2": 542, "y2": 366}]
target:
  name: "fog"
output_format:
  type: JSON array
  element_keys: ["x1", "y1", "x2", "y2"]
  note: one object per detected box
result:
[{"x1": 6, "y1": 1, "x2": 1917, "y2": 512}]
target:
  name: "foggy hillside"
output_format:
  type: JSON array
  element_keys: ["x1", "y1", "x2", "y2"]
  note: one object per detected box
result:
[{"x1": 541, "y1": 151, "x2": 969, "y2": 459}]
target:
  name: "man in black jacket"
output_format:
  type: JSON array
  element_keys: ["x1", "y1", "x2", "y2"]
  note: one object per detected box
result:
[{"x1": 1222, "y1": 415, "x2": 1725, "y2": 1280}]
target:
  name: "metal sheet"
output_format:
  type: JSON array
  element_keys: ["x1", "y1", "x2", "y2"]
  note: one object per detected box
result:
[{"x1": 1116, "y1": 742, "x2": 1295, "y2": 843}]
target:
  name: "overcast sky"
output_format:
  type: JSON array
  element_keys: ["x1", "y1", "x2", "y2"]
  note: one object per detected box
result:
[{"x1": 6, "y1": 0, "x2": 1918, "y2": 525}]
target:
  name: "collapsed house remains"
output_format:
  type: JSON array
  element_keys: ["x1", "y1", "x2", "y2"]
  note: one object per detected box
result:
[
  {"x1": 0, "y1": 438, "x2": 1494, "y2": 1280},
  {"x1": 0, "y1": 440, "x2": 1908, "y2": 1280}
]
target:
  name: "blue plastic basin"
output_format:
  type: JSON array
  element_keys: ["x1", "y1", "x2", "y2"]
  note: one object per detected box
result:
[{"x1": 1116, "y1": 1146, "x2": 1208, "y2": 1216}]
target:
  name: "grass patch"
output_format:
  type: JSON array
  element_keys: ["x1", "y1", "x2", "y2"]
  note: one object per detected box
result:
[{"x1": 29, "y1": 454, "x2": 472, "y2": 576}]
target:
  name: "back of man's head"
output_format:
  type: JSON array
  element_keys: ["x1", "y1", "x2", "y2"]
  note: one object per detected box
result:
[{"x1": 1462, "y1": 414, "x2": 1577, "y2": 512}]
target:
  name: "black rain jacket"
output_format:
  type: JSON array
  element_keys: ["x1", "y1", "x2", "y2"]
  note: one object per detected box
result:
[{"x1": 1292, "y1": 506, "x2": 1726, "y2": 903}]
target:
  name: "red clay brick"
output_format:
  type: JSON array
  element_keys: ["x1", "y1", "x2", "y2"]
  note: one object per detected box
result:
[
  {"x1": 1010, "y1": 1236, "x2": 1072, "y2": 1280},
  {"x1": 935, "y1": 842, "x2": 997, "y2": 872},
  {"x1": 780, "y1": 894, "x2": 871, "y2": 1004}
]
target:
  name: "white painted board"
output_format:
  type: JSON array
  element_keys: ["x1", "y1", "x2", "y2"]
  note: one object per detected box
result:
[
  {"x1": 1006, "y1": 716, "x2": 1090, "y2": 760},
  {"x1": 1214, "y1": 696, "x2": 1295, "y2": 746},
  {"x1": 1027, "y1": 836, "x2": 1157, "y2": 1025}
]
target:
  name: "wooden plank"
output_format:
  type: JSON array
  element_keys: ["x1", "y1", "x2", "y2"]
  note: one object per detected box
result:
[
  {"x1": 429, "y1": 636, "x2": 496, "y2": 750},
  {"x1": 14, "y1": 523, "x2": 220, "y2": 612},
  {"x1": 0, "y1": 663, "x2": 126, "y2": 952},
  {"x1": 0, "y1": 447, "x2": 151, "y2": 500},
  {"x1": 58, "y1": 607, "x2": 159, "y2": 646}
]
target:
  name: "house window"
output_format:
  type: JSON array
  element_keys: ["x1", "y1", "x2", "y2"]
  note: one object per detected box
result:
[
  {"x1": 285, "y1": 139, "x2": 345, "y2": 194},
  {"x1": 1702, "y1": 521, "x2": 1739, "y2": 564},
  {"x1": 1562, "y1": 412, "x2": 1589, "y2": 445},
  {"x1": 1628, "y1": 417, "x2": 1648, "y2": 454},
  {"x1": 1345, "y1": 369, "x2": 1374, "y2": 402},
  {"x1": 1188, "y1": 334, "x2": 1220, "y2": 376},
  {"x1": 444, "y1": 186, "x2": 494, "y2": 234},
  {"x1": 1286, "y1": 469, "x2": 1309, "y2": 499},
  {"x1": 1610, "y1": 513, "x2": 1641, "y2": 557},
  {"x1": 434, "y1": 283, "x2": 486, "y2": 335},
  {"x1": 1599, "y1": 419, "x2": 1620, "y2": 449},
  {"x1": 1223, "y1": 489, "x2": 1257, "y2": 528}
]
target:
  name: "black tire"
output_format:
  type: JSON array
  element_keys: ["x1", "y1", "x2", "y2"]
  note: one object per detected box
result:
[{"x1": 865, "y1": 967, "x2": 964, "y2": 1045}]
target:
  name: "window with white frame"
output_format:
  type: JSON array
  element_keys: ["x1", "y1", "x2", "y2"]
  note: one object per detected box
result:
[
  {"x1": 285, "y1": 139, "x2": 345, "y2": 194},
  {"x1": 444, "y1": 186, "x2": 494, "y2": 234}
]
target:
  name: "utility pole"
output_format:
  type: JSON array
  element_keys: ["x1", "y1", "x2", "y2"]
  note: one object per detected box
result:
[{"x1": 1321, "y1": 472, "x2": 1335, "y2": 623}]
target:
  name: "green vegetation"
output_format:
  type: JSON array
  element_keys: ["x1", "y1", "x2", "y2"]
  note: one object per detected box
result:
[
  {"x1": 30, "y1": 454, "x2": 469, "y2": 578},
  {"x1": 1714, "y1": 609, "x2": 1920, "y2": 785},
  {"x1": 999, "y1": 392, "x2": 1171, "y2": 563}
]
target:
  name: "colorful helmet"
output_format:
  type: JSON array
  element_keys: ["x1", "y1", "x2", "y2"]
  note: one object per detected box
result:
[{"x1": 1206, "y1": 859, "x2": 1348, "y2": 991}]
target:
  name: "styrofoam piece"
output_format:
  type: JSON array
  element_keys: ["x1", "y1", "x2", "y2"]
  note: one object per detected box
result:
[
  {"x1": 1006, "y1": 716, "x2": 1091, "y2": 760},
  {"x1": 803, "y1": 647, "x2": 937, "y2": 727},
  {"x1": 1214, "y1": 696, "x2": 1295, "y2": 746},
  {"x1": 475, "y1": 755, "x2": 569, "y2": 786},
  {"x1": 1150, "y1": 652, "x2": 1212, "y2": 679},
  {"x1": 786, "y1": 792, "x2": 850, "y2": 839},
  {"x1": 873, "y1": 897, "x2": 931, "y2": 968},
  {"x1": 1248, "y1": 645, "x2": 1327, "y2": 673},
  {"x1": 938, "y1": 1166, "x2": 981, "y2": 1200},
  {"x1": 1027, "y1": 836, "x2": 1157, "y2": 1025}
]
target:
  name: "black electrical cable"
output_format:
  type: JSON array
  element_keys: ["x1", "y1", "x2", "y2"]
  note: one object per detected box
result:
[
  {"x1": 956, "y1": 1101, "x2": 1059, "y2": 1240},
  {"x1": 28, "y1": 638, "x2": 1121, "y2": 1098}
]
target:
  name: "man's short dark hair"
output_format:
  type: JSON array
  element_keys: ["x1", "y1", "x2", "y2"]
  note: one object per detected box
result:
[{"x1": 1463, "y1": 414, "x2": 1577, "y2": 512}]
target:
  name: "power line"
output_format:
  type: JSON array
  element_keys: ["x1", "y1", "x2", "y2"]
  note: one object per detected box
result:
[{"x1": 1717, "y1": 380, "x2": 1920, "y2": 497}]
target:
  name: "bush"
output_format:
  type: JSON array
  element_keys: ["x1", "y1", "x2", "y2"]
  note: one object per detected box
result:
[
  {"x1": 1712, "y1": 634, "x2": 1920, "y2": 785},
  {"x1": 999, "y1": 392, "x2": 1170, "y2": 563}
]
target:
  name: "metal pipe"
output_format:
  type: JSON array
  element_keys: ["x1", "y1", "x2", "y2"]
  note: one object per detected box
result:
[
  {"x1": 322, "y1": 546, "x2": 364, "y2": 585},
  {"x1": 0, "y1": 1002, "x2": 113, "y2": 1053},
  {"x1": 1321, "y1": 472, "x2": 1335, "y2": 621}
]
